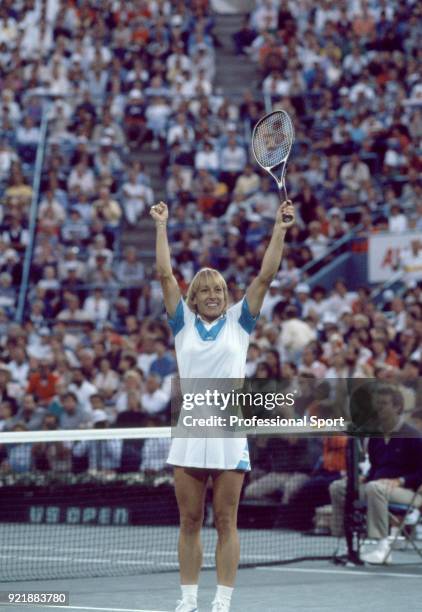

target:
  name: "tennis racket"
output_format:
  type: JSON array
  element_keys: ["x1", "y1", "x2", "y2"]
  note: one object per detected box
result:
[{"x1": 252, "y1": 110, "x2": 295, "y2": 222}]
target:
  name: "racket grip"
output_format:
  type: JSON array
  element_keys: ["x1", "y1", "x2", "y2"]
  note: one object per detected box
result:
[{"x1": 282, "y1": 214, "x2": 293, "y2": 223}]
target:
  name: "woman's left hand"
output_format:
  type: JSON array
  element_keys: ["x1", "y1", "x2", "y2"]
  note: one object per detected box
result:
[{"x1": 275, "y1": 200, "x2": 295, "y2": 229}]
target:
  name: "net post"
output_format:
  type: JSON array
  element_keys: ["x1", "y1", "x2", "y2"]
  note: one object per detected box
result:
[{"x1": 344, "y1": 436, "x2": 365, "y2": 565}]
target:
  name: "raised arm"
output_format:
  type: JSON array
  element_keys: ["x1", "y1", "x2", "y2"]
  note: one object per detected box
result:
[
  {"x1": 150, "y1": 202, "x2": 181, "y2": 317},
  {"x1": 246, "y1": 200, "x2": 295, "y2": 316}
]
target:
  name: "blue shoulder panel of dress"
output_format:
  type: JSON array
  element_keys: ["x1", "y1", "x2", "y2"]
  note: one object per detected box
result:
[
  {"x1": 168, "y1": 299, "x2": 184, "y2": 336},
  {"x1": 238, "y1": 298, "x2": 259, "y2": 334}
]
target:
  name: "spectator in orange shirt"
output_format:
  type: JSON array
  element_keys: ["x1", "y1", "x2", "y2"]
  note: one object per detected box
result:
[
  {"x1": 131, "y1": 16, "x2": 150, "y2": 46},
  {"x1": 368, "y1": 338, "x2": 400, "y2": 370},
  {"x1": 27, "y1": 358, "x2": 58, "y2": 404}
]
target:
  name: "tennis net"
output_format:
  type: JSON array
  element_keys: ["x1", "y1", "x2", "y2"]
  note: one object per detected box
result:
[{"x1": 0, "y1": 426, "x2": 345, "y2": 581}]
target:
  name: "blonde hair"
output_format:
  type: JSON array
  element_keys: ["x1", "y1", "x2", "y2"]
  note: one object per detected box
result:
[{"x1": 186, "y1": 268, "x2": 229, "y2": 313}]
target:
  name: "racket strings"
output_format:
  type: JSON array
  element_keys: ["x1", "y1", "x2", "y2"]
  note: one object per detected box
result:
[{"x1": 252, "y1": 112, "x2": 294, "y2": 168}]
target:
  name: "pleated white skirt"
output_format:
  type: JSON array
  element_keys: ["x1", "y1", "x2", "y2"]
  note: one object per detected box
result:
[{"x1": 167, "y1": 436, "x2": 251, "y2": 471}]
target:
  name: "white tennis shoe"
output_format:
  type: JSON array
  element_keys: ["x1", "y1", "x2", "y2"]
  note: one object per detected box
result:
[
  {"x1": 405, "y1": 508, "x2": 420, "y2": 525},
  {"x1": 175, "y1": 599, "x2": 198, "y2": 612},
  {"x1": 211, "y1": 599, "x2": 230, "y2": 612},
  {"x1": 361, "y1": 539, "x2": 393, "y2": 565}
]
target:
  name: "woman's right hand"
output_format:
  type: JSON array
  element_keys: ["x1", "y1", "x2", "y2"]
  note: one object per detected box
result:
[{"x1": 150, "y1": 201, "x2": 168, "y2": 224}]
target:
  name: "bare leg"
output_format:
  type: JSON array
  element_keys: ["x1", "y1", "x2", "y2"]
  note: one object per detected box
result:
[
  {"x1": 212, "y1": 470, "x2": 245, "y2": 586},
  {"x1": 174, "y1": 467, "x2": 208, "y2": 584}
]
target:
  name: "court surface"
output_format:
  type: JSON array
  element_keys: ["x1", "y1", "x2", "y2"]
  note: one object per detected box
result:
[
  {"x1": 1, "y1": 556, "x2": 421, "y2": 612},
  {"x1": 0, "y1": 523, "x2": 342, "y2": 580}
]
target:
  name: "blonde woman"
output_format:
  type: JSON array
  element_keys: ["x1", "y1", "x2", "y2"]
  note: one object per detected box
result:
[{"x1": 150, "y1": 200, "x2": 294, "y2": 612}]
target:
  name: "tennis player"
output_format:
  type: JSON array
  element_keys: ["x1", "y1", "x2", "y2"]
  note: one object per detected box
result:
[{"x1": 151, "y1": 200, "x2": 294, "y2": 612}]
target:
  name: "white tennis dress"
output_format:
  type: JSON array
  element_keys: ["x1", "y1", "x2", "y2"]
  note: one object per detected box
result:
[{"x1": 167, "y1": 297, "x2": 258, "y2": 471}]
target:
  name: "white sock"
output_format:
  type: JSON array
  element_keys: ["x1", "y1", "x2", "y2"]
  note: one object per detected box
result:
[
  {"x1": 215, "y1": 585, "x2": 233, "y2": 605},
  {"x1": 181, "y1": 585, "x2": 198, "y2": 603}
]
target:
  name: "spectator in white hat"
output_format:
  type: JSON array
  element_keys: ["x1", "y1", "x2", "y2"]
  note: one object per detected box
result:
[
  {"x1": 295, "y1": 283, "x2": 312, "y2": 315},
  {"x1": 260, "y1": 279, "x2": 283, "y2": 321}
]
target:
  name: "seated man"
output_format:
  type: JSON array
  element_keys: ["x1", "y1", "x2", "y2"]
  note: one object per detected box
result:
[
  {"x1": 329, "y1": 385, "x2": 422, "y2": 564},
  {"x1": 244, "y1": 435, "x2": 321, "y2": 506}
]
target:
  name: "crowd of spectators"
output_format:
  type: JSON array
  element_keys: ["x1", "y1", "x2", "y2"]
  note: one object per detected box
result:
[{"x1": 0, "y1": 0, "x2": 421, "y2": 478}]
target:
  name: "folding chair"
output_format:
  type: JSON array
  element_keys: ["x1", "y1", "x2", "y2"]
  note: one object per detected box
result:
[{"x1": 384, "y1": 486, "x2": 422, "y2": 563}]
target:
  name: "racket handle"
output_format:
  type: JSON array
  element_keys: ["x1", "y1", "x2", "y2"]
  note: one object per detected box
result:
[{"x1": 279, "y1": 186, "x2": 292, "y2": 222}]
